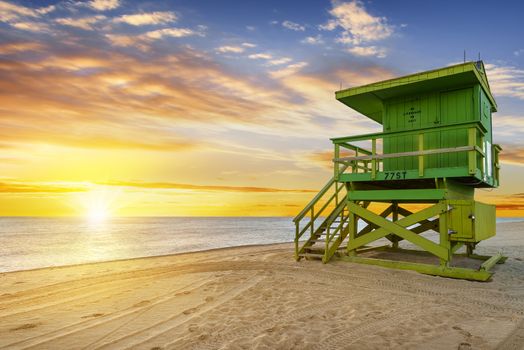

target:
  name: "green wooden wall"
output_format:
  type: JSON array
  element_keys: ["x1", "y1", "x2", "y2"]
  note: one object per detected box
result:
[{"x1": 383, "y1": 84, "x2": 493, "y2": 175}]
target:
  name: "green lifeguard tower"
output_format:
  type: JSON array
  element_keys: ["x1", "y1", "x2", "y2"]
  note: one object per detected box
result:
[{"x1": 294, "y1": 61, "x2": 504, "y2": 281}]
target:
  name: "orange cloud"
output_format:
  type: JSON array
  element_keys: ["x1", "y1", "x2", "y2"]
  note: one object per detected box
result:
[
  {"x1": 0, "y1": 181, "x2": 87, "y2": 193},
  {"x1": 499, "y1": 145, "x2": 524, "y2": 165},
  {"x1": 98, "y1": 180, "x2": 317, "y2": 193}
]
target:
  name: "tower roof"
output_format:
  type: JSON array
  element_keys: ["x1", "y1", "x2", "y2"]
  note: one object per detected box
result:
[{"x1": 335, "y1": 61, "x2": 497, "y2": 125}]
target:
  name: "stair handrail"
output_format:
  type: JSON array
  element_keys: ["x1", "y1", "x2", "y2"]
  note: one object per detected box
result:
[
  {"x1": 293, "y1": 164, "x2": 349, "y2": 223},
  {"x1": 325, "y1": 203, "x2": 348, "y2": 246}
]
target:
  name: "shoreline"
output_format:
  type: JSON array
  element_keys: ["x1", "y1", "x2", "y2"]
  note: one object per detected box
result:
[{"x1": 0, "y1": 241, "x2": 295, "y2": 275}]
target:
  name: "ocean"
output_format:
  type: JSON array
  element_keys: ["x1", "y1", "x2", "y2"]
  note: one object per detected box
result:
[
  {"x1": 0, "y1": 217, "x2": 295, "y2": 273},
  {"x1": 1, "y1": 216, "x2": 522, "y2": 273}
]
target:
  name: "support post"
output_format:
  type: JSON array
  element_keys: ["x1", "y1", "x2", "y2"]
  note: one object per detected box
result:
[
  {"x1": 347, "y1": 202, "x2": 357, "y2": 256},
  {"x1": 371, "y1": 138, "x2": 377, "y2": 180},
  {"x1": 468, "y1": 128, "x2": 477, "y2": 174},
  {"x1": 418, "y1": 133, "x2": 424, "y2": 177},
  {"x1": 295, "y1": 223, "x2": 299, "y2": 261},
  {"x1": 334, "y1": 143, "x2": 340, "y2": 180},
  {"x1": 310, "y1": 207, "x2": 314, "y2": 239},
  {"x1": 438, "y1": 201, "x2": 451, "y2": 268},
  {"x1": 392, "y1": 202, "x2": 399, "y2": 249}
]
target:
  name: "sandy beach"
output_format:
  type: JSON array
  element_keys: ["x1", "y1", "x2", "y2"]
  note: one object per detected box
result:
[{"x1": 1, "y1": 221, "x2": 523, "y2": 350}]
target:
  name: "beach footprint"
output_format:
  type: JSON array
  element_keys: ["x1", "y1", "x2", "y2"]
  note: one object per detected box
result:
[
  {"x1": 458, "y1": 342, "x2": 472, "y2": 350},
  {"x1": 10, "y1": 323, "x2": 38, "y2": 331}
]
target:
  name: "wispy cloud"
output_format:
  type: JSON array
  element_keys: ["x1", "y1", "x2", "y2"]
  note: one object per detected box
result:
[
  {"x1": 269, "y1": 62, "x2": 308, "y2": 79},
  {"x1": 215, "y1": 45, "x2": 245, "y2": 54},
  {"x1": 242, "y1": 42, "x2": 256, "y2": 48},
  {"x1": 55, "y1": 15, "x2": 106, "y2": 31},
  {"x1": 99, "y1": 180, "x2": 316, "y2": 193},
  {"x1": 485, "y1": 64, "x2": 524, "y2": 100},
  {"x1": 267, "y1": 57, "x2": 292, "y2": 66},
  {"x1": 248, "y1": 53, "x2": 273, "y2": 60},
  {"x1": 0, "y1": 41, "x2": 44, "y2": 54},
  {"x1": 0, "y1": 1, "x2": 54, "y2": 33},
  {"x1": 0, "y1": 181, "x2": 87, "y2": 193},
  {"x1": 12, "y1": 21, "x2": 50, "y2": 32},
  {"x1": 0, "y1": 1, "x2": 46, "y2": 21},
  {"x1": 282, "y1": 20, "x2": 305, "y2": 31},
  {"x1": 113, "y1": 11, "x2": 177, "y2": 26},
  {"x1": 301, "y1": 35, "x2": 324, "y2": 45},
  {"x1": 347, "y1": 45, "x2": 386, "y2": 58},
  {"x1": 144, "y1": 27, "x2": 202, "y2": 39},
  {"x1": 89, "y1": 0, "x2": 120, "y2": 11},
  {"x1": 107, "y1": 26, "x2": 205, "y2": 50},
  {"x1": 498, "y1": 145, "x2": 524, "y2": 166}
]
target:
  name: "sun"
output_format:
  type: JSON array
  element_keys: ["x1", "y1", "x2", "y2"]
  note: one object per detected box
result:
[
  {"x1": 78, "y1": 187, "x2": 119, "y2": 223},
  {"x1": 87, "y1": 205, "x2": 109, "y2": 223}
]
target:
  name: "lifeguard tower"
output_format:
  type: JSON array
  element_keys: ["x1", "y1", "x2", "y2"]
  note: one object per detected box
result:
[{"x1": 294, "y1": 61, "x2": 504, "y2": 281}]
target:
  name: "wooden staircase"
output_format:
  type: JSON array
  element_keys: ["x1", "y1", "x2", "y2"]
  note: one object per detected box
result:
[{"x1": 294, "y1": 170, "x2": 351, "y2": 263}]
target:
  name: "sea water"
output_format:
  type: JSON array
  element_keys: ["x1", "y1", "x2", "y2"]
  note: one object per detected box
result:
[
  {"x1": 0, "y1": 217, "x2": 295, "y2": 273},
  {"x1": 0, "y1": 217, "x2": 522, "y2": 273}
]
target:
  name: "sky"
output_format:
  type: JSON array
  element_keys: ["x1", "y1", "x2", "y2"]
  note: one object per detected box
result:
[{"x1": 0, "y1": 0, "x2": 523, "y2": 217}]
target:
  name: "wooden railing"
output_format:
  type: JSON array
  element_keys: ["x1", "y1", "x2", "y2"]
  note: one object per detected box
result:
[
  {"x1": 293, "y1": 164, "x2": 348, "y2": 259},
  {"x1": 331, "y1": 122, "x2": 492, "y2": 182}
]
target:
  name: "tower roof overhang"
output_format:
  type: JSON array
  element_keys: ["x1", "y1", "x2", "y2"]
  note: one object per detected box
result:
[{"x1": 335, "y1": 61, "x2": 498, "y2": 125}]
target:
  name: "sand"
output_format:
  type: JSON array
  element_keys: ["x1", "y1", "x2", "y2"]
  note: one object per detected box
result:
[{"x1": 1, "y1": 222, "x2": 523, "y2": 350}]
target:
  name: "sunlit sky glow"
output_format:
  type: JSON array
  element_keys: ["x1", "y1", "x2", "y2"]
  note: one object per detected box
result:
[{"x1": 1, "y1": 0, "x2": 523, "y2": 217}]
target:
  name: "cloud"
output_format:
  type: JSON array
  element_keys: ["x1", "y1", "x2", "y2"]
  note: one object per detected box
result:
[
  {"x1": 0, "y1": 181, "x2": 87, "y2": 193},
  {"x1": 114, "y1": 11, "x2": 177, "y2": 26},
  {"x1": 301, "y1": 35, "x2": 324, "y2": 45},
  {"x1": 0, "y1": 49, "x2": 299, "y2": 151},
  {"x1": 0, "y1": 41, "x2": 44, "y2": 54},
  {"x1": 99, "y1": 180, "x2": 316, "y2": 193},
  {"x1": 35, "y1": 4, "x2": 55, "y2": 15},
  {"x1": 499, "y1": 145, "x2": 524, "y2": 166},
  {"x1": 282, "y1": 20, "x2": 305, "y2": 31},
  {"x1": 215, "y1": 45, "x2": 245, "y2": 54},
  {"x1": 12, "y1": 21, "x2": 50, "y2": 32},
  {"x1": 106, "y1": 34, "x2": 138, "y2": 47},
  {"x1": 269, "y1": 62, "x2": 308, "y2": 79},
  {"x1": 242, "y1": 42, "x2": 256, "y2": 48},
  {"x1": 89, "y1": 0, "x2": 120, "y2": 11},
  {"x1": 347, "y1": 45, "x2": 386, "y2": 58},
  {"x1": 321, "y1": 1, "x2": 393, "y2": 44},
  {"x1": 248, "y1": 53, "x2": 273, "y2": 60},
  {"x1": 0, "y1": 1, "x2": 54, "y2": 32},
  {"x1": 485, "y1": 64, "x2": 524, "y2": 100},
  {"x1": 514, "y1": 49, "x2": 524, "y2": 57},
  {"x1": 107, "y1": 27, "x2": 205, "y2": 49},
  {"x1": 491, "y1": 115, "x2": 524, "y2": 145},
  {"x1": 55, "y1": 15, "x2": 106, "y2": 31},
  {"x1": 144, "y1": 28, "x2": 201, "y2": 40},
  {"x1": 496, "y1": 204, "x2": 524, "y2": 210},
  {"x1": 0, "y1": 1, "x2": 42, "y2": 21},
  {"x1": 267, "y1": 57, "x2": 292, "y2": 66}
]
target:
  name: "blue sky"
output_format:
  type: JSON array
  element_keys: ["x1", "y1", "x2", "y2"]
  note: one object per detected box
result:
[{"x1": 0, "y1": 0, "x2": 523, "y2": 216}]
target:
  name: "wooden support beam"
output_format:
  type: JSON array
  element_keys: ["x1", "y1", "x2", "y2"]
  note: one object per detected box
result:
[
  {"x1": 338, "y1": 255, "x2": 492, "y2": 282},
  {"x1": 347, "y1": 202, "x2": 449, "y2": 261},
  {"x1": 480, "y1": 252, "x2": 504, "y2": 271},
  {"x1": 357, "y1": 204, "x2": 393, "y2": 238}
]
